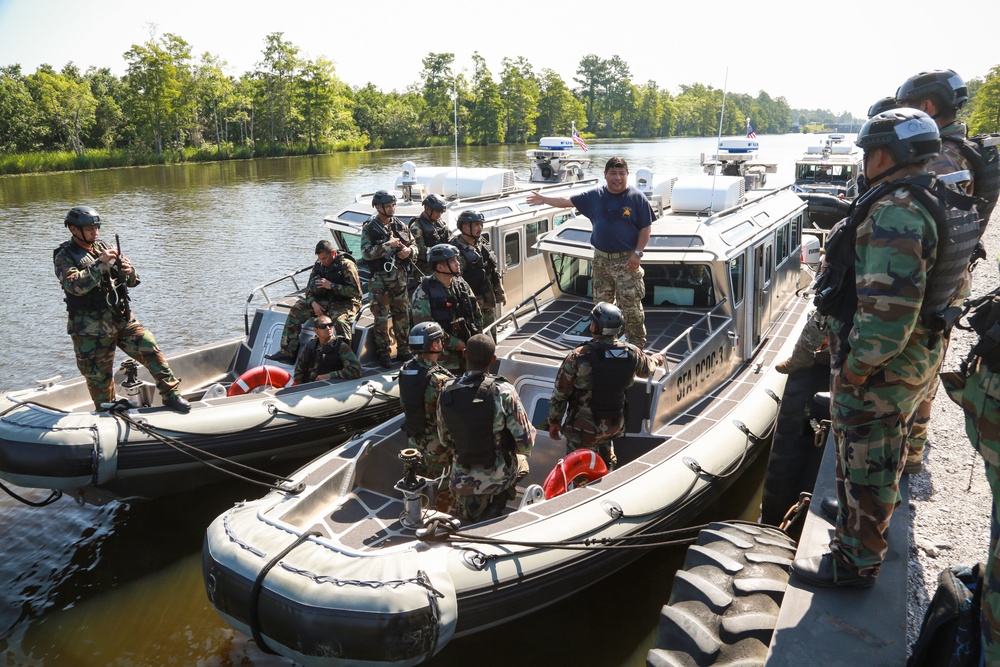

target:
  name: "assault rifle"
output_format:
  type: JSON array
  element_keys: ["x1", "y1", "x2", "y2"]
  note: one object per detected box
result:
[{"x1": 113, "y1": 234, "x2": 131, "y2": 322}]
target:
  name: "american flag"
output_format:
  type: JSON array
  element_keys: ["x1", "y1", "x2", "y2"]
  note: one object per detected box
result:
[
  {"x1": 572, "y1": 128, "x2": 589, "y2": 152},
  {"x1": 746, "y1": 121, "x2": 757, "y2": 139}
]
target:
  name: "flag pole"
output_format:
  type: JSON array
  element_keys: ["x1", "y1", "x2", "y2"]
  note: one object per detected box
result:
[{"x1": 709, "y1": 67, "x2": 729, "y2": 215}]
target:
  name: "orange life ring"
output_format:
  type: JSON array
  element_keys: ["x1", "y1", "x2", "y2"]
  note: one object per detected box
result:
[
  {"x1": 542, "y1": 449, "x2": 609, "y2": 499},
  {"x1": 227, "y1": 365, "x2": 295, "y2": 397}
]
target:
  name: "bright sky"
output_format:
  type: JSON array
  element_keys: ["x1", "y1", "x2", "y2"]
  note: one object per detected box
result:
[{"x1": 0, "y1": 0, "x2": 996, "y2": 119}]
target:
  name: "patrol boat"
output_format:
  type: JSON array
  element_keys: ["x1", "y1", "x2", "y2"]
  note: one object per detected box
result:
[
  {"x1": 0, "y1": 140, "x2": 597, "y2": 507},
  {"x1": 790, "y1": 133, "x2": 862, "y2": 228},
  {"x1": 201, "y1": 142, "x2": 813, "y2": 667}
]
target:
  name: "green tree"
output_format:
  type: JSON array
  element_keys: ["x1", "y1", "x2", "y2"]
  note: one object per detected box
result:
[
  {"x1": 499, "y1": 56, "x2": 539, "y2": 144},
  {"x1": 603, "y1": 55, "x2": 633, "y2": 137},
  {"x1": 536, "y1": 68, "x2": 586, "y2": 137},
  {"x1": 633, "y1": 81, "x2": 663, "y2": 138},
  {"x1": 298, "y1": 56, "x2": 339, "y2": 152},
  {"x1": 256, "y1": 32, "x2": 301, "y2": 148},
  {"x1": 84, "y1": 66, "x2": 125, "y2": 149},
  {"x1": 0, "y1": 65, "x2": 40, "y2": 152},
  {"x1": 195, "y1": 52, "x2": 234, "y2": 156},
  {"x1": 468, "y1": 53, "x2": 503, "y2": 145},
  {"x1": 123, "y1": 33, "x2": 187, "y2": 154},
  {"x1": 574, "y1": 54, "x2": 607, "y2": 128},
  {"x1": 29, "y1": 64, "x2": 97, "y2": 155},
  {"x1": 968, "y1": 65, "x2": 1000, "y2": 134},
  {"x1": 420, "y1": 53, "x2": 456, "y2": 138}
]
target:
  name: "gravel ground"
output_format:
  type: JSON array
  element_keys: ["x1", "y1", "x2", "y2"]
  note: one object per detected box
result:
[{"x1": 906, "y1": 205, "x2": 1000, "y2": 651}]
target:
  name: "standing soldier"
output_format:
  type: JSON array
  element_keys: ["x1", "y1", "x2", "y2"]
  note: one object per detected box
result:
[
  {"x1": 54, "y1": 205, "x2": 190, "y2": 412},
  {"x1": 409, "y1": 194, "x2": 451, "y2": 280},
  {"x1": 791, "y1": 109, "x2": 978, "y2": 588},
  {"x1": 548, "y1": 302, "x2": 663, "y2": 470},
  {"x1": 450, "y1": 210, "x2": 505, "y2": 335},
  {"x1": 398, "y1": 321, "x2": 455, "y2": 512},
  {"x1": 361, "y1": 190, "x2": 416, "y2": 368},
  {"x1": 895, "y1": 69, "x2": 998, "y2": 475},
  {"x1": 410, "y1": 244, "x2": 483, "y2": 373},
  {"x1": 437, "y1": 334, "x2": 535, "y2": 523},
  {"x1": 266, "y1": 240, "x2": 361, "y2": 364}
]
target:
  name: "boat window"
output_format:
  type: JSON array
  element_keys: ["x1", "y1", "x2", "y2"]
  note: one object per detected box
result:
[
  {"x1": 480, "y1": 206, "x2": 514, "y2": 219},
  {"x1": 642, "y1": 264, "x2": 715, "y2": 307},
  {"x1": 338, "y1": 211, "x2": 370, "y2": 224},
  {"x1": 646, "y1": 235, "x2": 704, "y2": 250},
  {"x1": 529, "y1": 397, "x2": 552, "y2": 430},
  {"x1": 481, "y1": 231, "x2": 491, "y2": 246},
  {"x1": 764, "y1": 245, "x2": 773, "y2": 284},
  {"x1": 752, "y1": 212, "x2": 770, "y2": 226},
  {"x1": 555, "y1": 228, "x2": 591, "y2": 244},
  {"x1": 729, "y1": 255, "x2": 745, "y2": 305},
  {"x1": 776, "y1": 223, "x2": 789, "y2": 264},
  {"x1": 505, "y1": 231, "x2": 521, "y2": 269},
  {"x1": 526, "y1": 220, "x2": 549, "y2": 258},
  {"x1": 554, "y1": 212, "x2": 574, "y2": 227},
  {"x1": 552, "y1": 253, "x2": 593, "y2": 297},
  {"x1": 720, "y1": 221, "x2": 755, "y2": 246},
  {"x1": 796, "y1": 164, "x2": 855, "y2": 183},
  {"x1": 791, "y1": 214, "x2": 801, "y2": 253}
]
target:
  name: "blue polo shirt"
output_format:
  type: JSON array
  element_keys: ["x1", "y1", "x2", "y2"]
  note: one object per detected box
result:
[{"x1": 570, "y1": 185, "x2": 655, "y2": 253}]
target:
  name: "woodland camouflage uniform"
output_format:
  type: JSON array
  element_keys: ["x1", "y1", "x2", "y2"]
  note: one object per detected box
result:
[
  {"x1": 410, "y1": 275, "x2": 483, "y2": 373},
  {"x1": 592, "y1": 252, "x2": 646, "y2": 347},
  {"x1": 54, "y1": 239, "x2": 181, "y2": 409},
  {"x1": 361, "y1": 215, "x2": 416, "y2": 358},
  {"x1": 399, "y1": 356, "x2": 454, "y2": 507},
  {"x1": 549, "y1": 333, "x2": 660, "y2": 467},
  {"x1": 827, "y1": 187, "x2": 941, "y2": 575},
  {"x1": 451, "y1": 233, "x2": 505, "y2": 334},
  {"x1": 437, "y1": 372, "x2": 535, "y2": 523},
  {"x1": 292, "y1": 336, "x2": 361, "y2": 385},
  {"x1": 278, "y1": 254, "x2": 362, "y2": 356},
  {"x1": 409, "y1": 213, "x2": 450, "y2": 278}
]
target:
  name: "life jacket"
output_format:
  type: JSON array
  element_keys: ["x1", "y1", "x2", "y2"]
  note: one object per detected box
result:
[
  {"x1": 813, "y1": 174, "x2": 979, "y2": 350},
  {"x1": 944, "y1": 132, "x2": 1000, "y2": 223},
  {"x1": 311, "y1": 254, "x2": 358, "y2": 304},
  {"x1": 362, "y1": 216, "x2": 413, "y2": 274},
  {"x1": 581, "y1": 341, "x2": 637, "y2": 419},
  {"x1": 54, "y1": 240, "x2": 118, "y2": 315},
  {"x1": 414, "y1": 213, "x2": 450, "y2": 248},
  {"x1": 399, "y1": 359, "x2": 433, "y2": 436},
  {"x1": 311, "y1": 337, "x2": 348, "y2": 377},
  {"x1": 421, "y1": 276, "x2": 480, "y2": 341},
  {"x1": 439, "y1": 373, "x2": 509, "y2": 467},
  {"x1": 451, "y1": 235, "x2": 500, "y2": 295}
]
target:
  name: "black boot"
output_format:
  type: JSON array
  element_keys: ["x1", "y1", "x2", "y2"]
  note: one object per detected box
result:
[{"x1": 791, "y1": 552, "x2": 877, "y2": 589}]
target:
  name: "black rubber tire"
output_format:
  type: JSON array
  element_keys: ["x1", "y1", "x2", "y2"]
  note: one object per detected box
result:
[
  {"x1": 759, "y1": 364, "x2": 829, "y2": 526},
  {"x1": 647, "y1": 521, "x2": 797, "y2": 667}
]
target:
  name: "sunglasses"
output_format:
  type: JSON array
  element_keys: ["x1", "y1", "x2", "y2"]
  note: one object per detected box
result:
[{"x1": 314, "y1": 323, "x2": 334, "y2": 330}]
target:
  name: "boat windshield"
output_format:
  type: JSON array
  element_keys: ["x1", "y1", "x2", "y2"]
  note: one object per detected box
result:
[
  {"x1": 796, "y1": 163, "x2": 856, "y2": 183},
  {"x1": 552, "y1": 253, "x2": 716, "y2": 307}
]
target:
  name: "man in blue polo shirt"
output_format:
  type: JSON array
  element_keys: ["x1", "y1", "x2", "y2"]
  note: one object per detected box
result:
[{"x1": 528, "y1": 156, "x2": 655, "y2": 347}]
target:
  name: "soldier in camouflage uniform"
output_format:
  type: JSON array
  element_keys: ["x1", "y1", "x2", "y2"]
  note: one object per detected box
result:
[
  {"x1": 527, "y1": 156, "x2": 656, "y2": 347},
  {"x1": 409, "y1": 194, "x2": 451, "y2": 280},
  {"x1": 450, "y1": 210, "x2": 505, "y2": 335},
  {"x1": 411, "y1": 244, "x2": 483, "y2": 374},
  {"x1": 942, "y1": 273, "x2": 1000, "y2": 663},
  {"x1": 895, "y1": 69, "x2": 987, "y2": 475},
  {"x1": 53, "y1": 206, "x2": 189, "y2": 412},
  {"x1": 548, "y1": 303, "x2": 663, "y2": 470},
  {"x1": 291, "y1": 315, "x2": 361, "y2": 385},
  {"x1": 398, "y1": 321, "x2": 455, "y2": 512},
  {"x1": 791, "y1": 110, "x2": 978, "y2": 588},
  {"x1": 267, "y1": 240, "x2": 362, "y2": 364},
  {"x1": 361, "y1": 190, "x2": 416, "y2": 368},
  {"x1": 437, "y1": 334, "x2": 535, "y2": 523}
]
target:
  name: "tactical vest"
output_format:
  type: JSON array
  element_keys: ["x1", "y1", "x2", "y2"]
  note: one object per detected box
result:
[
  {"x1": 814, "y1": 175, "x2": 979, "y2": 348},
  {"x1": 962, "y1": 286, "x2": 1000, "y2": 372},
  {"x1": 421, "y1": 276, "x2": 480, "y2": 340},
  {"x1": 55, "y1": 241, "x2": 112, "y2": 314},
  {"x1": 452, "y1": 236, "x2": 499, "y2": 295},
  {"x1": 312, "y1": 337, "x2": 348, "y2": 377},
  {"x1": 363, "y1": 217, "x2": 413, "y2": 274},
  {"x1": 945, "y1": 133, "x2": 1000, "y2": 223},
  {"x1": 583, "y1": 341, "x2": 637, "y2": 419},
  {"x1": 399, "y1": 359, "x2": 433, "y2": 436},
  {"x1": 439, "y1": 373, "x2": 505, "y2": 467},
  {"x1": 415, "y1": 214, "x2": 450, "y2": 248},
  {"x1": 312, "y1": 255, "x2": 357, "y2": 304}
]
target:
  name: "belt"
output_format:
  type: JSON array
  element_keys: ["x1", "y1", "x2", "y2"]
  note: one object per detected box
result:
[{"x1": 593, "y1": 249, "x2": 633, "y2": 259}]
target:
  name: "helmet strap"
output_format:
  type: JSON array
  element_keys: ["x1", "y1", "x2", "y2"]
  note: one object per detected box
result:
[{"x1": 867, "y1": 161, "x2": 908, "y2": 187}]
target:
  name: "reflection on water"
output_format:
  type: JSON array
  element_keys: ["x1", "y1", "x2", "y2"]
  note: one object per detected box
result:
[{"x1": 0, "y1": 136, "x2": 827, "y2": 665}]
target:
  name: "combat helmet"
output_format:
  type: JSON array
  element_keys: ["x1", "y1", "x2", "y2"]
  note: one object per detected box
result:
[
  {"x1": 422, "y1": 193, "x2": 447, "y2": 212},
  {"x1": 590, "y1": 302, "x2": 623, "y2": 337},
  {"x1": 427, "y1": 243, "x2": 459, "y2": 268},
  {"x1": 867, "y1": 96, "x2": 898, "y2": 119},
  {"x1": 856, "y1": 109, "x2": 940, "y2": 165},
  {"x1": 372, "y1": 190, "x2": 397, "y2": 208},
  {"x1": 896, "y1": 70, "x2": 968, "y2": 111},
  {"x1": 408, "y1": 321, "x2": 445, "y2": 352},
  {"x1": 456, "y1": 210, "x2": 486, "y2": 229},
  {"x1": 64, "y1": 205, "x2": 102, "y2": 229}
]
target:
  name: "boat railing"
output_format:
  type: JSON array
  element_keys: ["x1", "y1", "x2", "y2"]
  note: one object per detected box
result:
[
  {"x1": 243, "y1": 266, "x2": 313, "y2": 335},
  {"x1": 649, "y1": 299, "x2": 731, "y2": 390},
  {"x1": 484, "y1": 279, "x2": 556, "y2": 339}
]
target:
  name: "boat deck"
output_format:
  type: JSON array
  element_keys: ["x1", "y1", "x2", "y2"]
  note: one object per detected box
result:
[{"x1": 765, "y1": 437, "x2": 909, "y2": 665}]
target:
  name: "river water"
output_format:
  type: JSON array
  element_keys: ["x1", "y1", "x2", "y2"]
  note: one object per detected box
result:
[{"x1": 0, "y1": 134, "x2": 837, "y2": 666}]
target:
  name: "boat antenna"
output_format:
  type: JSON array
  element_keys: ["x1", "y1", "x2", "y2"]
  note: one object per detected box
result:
[
  {"x1": 452, "y1": 75, "x2": 459, "y2": 196},
  {"x1": 709, "y1": 67, "x2": 729, "y2": 215}
]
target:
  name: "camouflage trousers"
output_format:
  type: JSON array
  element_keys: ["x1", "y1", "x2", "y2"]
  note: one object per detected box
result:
[
  {"x1": 451, "y1": 482, "x2": 516, "y2": 524},
  {"x1": 478, "y1": 291, "x2": 502, "y2": 339},
  {"x1": 943, "y1": 363, "x2": 1000, "y2": 663},
  {"x1": 829, "y1": 369, "x2": 928, "y2": 572},
  {"x1": 592, "y1": 253, "x2": 646, "y2": 348},
  {"x1": 564, "y1": 415, "x2": 624, "y2": 470},
  {"x1": 369, "y1": 275, "x2": 411, "y2": 357},
  {"x1": 71, "y1": 320, "x2": 180, "y2": 409},
  {"x1": 279, "y1": 299, "x2": 357, "y2": 356},
  {"x1": 906, "y1": 335, "x2": 950, "y2": 465}
]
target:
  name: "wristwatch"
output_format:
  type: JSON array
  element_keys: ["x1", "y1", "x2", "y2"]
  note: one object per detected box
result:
[{"x1": 633, "y1": 250, "x2": 643, "y2": 258}]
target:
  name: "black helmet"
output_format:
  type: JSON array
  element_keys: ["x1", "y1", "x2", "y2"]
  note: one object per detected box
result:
[
  {"x1": 856, "y1": 109, "x2": 940, "y2": 165},
  {"x1": 867, "y1": 96, "x2": 897, "y2": 119},
  {"x1": 427, "y1": 243, "x2": 459, "y2": 267},
  {"x1": 590, "y1": 302, "x2": 623, "y2": 336},
  {"x1": 456, "y1": 210, "x2": 486, "y2": 229},
  {"x1": 64, "y1": 205, "x2": 101, "y2": 228},
  {"x1": 896, "y1": 69, "x2": 968, "y2": 111},
  {"x1": 422, "y1": 193, "x2": 446, "y2": 212},
  {"x1": 372, "y1": 190, "x2": 397, "y2": 207},
  {"x1": 408, "y1": 321, "x2": 445, "y2": 352}
]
